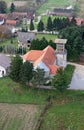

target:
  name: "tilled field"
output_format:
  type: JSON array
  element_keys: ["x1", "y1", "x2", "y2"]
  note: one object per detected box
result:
[{"x1": 0, "y1": 103, "x2": 39, "y2": 130}]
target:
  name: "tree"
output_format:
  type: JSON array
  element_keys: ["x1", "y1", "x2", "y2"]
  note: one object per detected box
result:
[
  {"x1": 3, "y1": 45, "x2": 15, "y2": 54},
  {"x1": 0, "y1": 1, "x2": 7, "y2": 13},
  {"x1": 37, "y1": 20, "x2": 44, "y2": 32},
  {"x1": 52, "y1": 68, "x2": 68, "y2": 92},
  {"x1": 31, "y1": 68, "x2": 47, "y2": 88},
  {"x1": 20, "y1": 61, "x2": 33, "y2": 85},
  {"x1": 10, "y1": 55, "x2": 23, "y2": 82},
  {"x1": 30, "y1": 20, "x2": 34, "y2": 31},
  {"x1": 46, "y1": 16, "x2": 53, "y2": 31},
  {"x1": 70, "y1": 17, "x2": 77, "y2": 26},
  {"x1": 10, "y1": 2, "x2": 15, "y2": 13},
  {"x1": 59, "y1": 26, "x2": 83, "y2": 61}
]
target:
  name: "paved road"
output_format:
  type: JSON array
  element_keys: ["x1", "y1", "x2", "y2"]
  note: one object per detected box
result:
[{"x1": 68, "y1": 63, "x2": 84, "y2": 90}]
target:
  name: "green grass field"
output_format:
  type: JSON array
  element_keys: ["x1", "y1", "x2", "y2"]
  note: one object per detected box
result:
[
  {"x1": 41, "y1": 102, "x2": 84, "y2": 130},
  {"x1": 0, "y1": 65, "x2": 84, "y2": 130},
  {"x1": 37, "y1": 0, "x2": 76, "y2": 14},
  {"x1": 36, "y1": 33, "x2": 57, "y2": 41},
  {"x1": 0, "y1": 37, "x2": 18, "y2": 48},
  {"x1": 0, "y1": 77, "x2": 52, "y2": 104}
]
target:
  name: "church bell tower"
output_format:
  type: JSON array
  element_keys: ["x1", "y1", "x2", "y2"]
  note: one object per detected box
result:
[{"x1": 55, "y1": 38, "x2": 67, "y2": 68}]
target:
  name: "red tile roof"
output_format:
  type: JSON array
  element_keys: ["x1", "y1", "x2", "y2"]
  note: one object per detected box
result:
[
  {"x1": 23, "y1": 45, "x2": 59, "y2": 74},
  {"x1": 6, "y1": 20, "x2": 17, "y2": 25},
  {"x1": 69, "y1": 17, "x2": 84, "y2": 26}
]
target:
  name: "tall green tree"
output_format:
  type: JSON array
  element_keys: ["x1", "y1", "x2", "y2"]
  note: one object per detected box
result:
[
  {"x1": 10, "y1": 55, "x2": 23, "y2": 82},
  {"x1": 59, "y1": 26, "x2": 83, "y2": 61},
  {"x1": 37, "y1": 20, "x2": 44, "y2": 32},
  {"x1": 0, "y1": 1, "x2": 7, "y2": 13},
  {"x1": 31, "y1": 68, "x2": 47, "y2": 87},
  {"x1": 52, "y1": 68, "x2": 68, "y2": 92},
  {"x1": 20, "y1": 61, "x2": 33, "y2": 85},
  {"x1": 10, "y1": 2, "x2": 15, "y2": 13},
  {"x1": 30, "y1": 20, "x2": 34, "y2": 31},
  {"x1": 46, "y1": 16, "x2": 53, "y2": 31}
]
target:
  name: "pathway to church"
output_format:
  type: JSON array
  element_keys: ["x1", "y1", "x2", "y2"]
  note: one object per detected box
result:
[{"x1": 68, "y1": 62, "x2": 84, "y2": 90}]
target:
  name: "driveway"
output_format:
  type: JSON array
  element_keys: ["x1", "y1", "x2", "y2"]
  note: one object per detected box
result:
[{"x1": 69, "y1": 62, "x2": 84, "y2": 90}]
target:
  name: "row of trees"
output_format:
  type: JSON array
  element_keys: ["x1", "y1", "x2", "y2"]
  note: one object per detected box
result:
[
  {"x1": 10, "y1": 55, "x2": 47, "y2": 87},
  {"x1": 29, "y1": 16, "x2": 78, "y2": 32},
  {"x1": 10, "y1": 56, "x2": 74, "y2": 92},
  {"x1": 0, "y1": 1, "x2": 15, "y2": 13},
  {"x1": 30, "y1": 37, "x2": 56, "y2": 50}
]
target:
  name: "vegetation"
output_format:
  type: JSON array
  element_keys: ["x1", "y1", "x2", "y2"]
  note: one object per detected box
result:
[
  {"x1": 0, "y1": 103, "x2": 39, "y2": 130},
  {"x1": 10, "y1": 55, "x2": 23, "y2": 82},
  {"x1": 10, "y1": 2, "x2": 15, "y2": 13},
  {"x1": 59, "y1": 26, "x2": 84, "y2": 61},
  {"x1": 30, "y1": 38, "x2": 56, "y2": 50},
  {"x1": 37, "y1": 0, "x2": 76, "y2": 14},
  {"x1": 31, "y1": 68, "x2": 47, "y2": 87},
  {"x1": 37, "y1": 20, "x2": 44, "y2": 32},
  {"x1": 30, "y1": 20, "x2": 34, "y2": 31},
  {"x1": 36, "y1": 33, "x2": 57, "y2": 41},
  {"x1": 20, "y1": 61, "x2": 33, "y2": 85},
  {"x1": 0, "y1": 77, "x2": 53, "y2": 104},
  {"x1": 52, "y1": 68, "x2": 69, "y2": 92},
  {"x1": 46, "y1": 16, "x2": 53, "y2": 31},
  {"x1": 52, "y1": 65, "x2": 75, "y2": 92},
  {"x1": 0, "y1": 1, "x2": 7, "y2": 13},
  {"x1": 41, "y1": 102, "x2": 84, "y2": 130}
]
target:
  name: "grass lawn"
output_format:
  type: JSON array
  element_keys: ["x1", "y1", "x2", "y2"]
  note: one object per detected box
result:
[
  {"x1": 36, "y1": 33, "x2": 57, "y2": 41},
  {"x1": 41, "y1": 15, "x2": 67, "y2": 26},
  {"x1": 41, "y1": 101, "x2": 84, "y2": 130},
  {"x1": 37, "y1": 0, "x2": 76, "y2": 14},
  {"x1": 0, "y1": 77, "x2": 53, "y2": 104},
  {"x1": 0, "y1": 37, "x2": 18, "y2": 48}
]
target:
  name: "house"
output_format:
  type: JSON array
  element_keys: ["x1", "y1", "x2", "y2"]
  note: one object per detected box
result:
[
  {"x1": 51, "y1": 8, "x2": 75, "y2": 17},
  {"x1": 0, "y1": 18, "x2": 4, "y2": 25},
  {"x1": 23, "y1": 45, "x2": 60, "y2": 77},
  {"x1": 17, "y1": 32, "x2": 36, "y2": 48},
  {"x1": 0, "y1": 54, "x2": 11, "y2": 78},
  {"x1": 69, "y1": 17, "x2": 84, "y2": 26},
  {"x1": 23, "y1": 39, "x2": 67, "y2": 77},
  {"x1": 5, "y1": 19, "x2": 18, "y2": 26}
]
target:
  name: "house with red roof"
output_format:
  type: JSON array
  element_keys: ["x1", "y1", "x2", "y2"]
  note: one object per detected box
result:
[
  {"x1": 23, "y1": 45, "x2": 59, "y2": 77},
  {"x1": 69, "y1": 17, "x2": 84, "y2": 26},
  {"x1": 23, "y1": 39, "x2": 67, "y2": 77},
  {"x1": 5, "y1": 19, "x2": 18, "y2": 26}
]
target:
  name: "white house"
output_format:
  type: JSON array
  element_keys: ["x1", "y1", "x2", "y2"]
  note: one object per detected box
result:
[{"x1": 0, "y1": 54, "x2": 11, "y2": 78}]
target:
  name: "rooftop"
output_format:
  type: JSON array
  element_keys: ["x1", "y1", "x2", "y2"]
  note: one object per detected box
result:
[{"x1": 55, "y1": 38, "x2": 67, "y2": 44}]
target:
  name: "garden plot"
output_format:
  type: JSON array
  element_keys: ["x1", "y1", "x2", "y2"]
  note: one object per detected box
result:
[{"x1": 0, "y1": 103, "x2": 39, "y2": 130}]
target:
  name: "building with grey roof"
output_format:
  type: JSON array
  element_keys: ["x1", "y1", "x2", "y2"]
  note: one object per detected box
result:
[
  {"x1": 0, "y1": 54, "x2": 11, "y2": 77},
  {"x1": 17, "y1": 32, "x2": 36, "y2": 48}
]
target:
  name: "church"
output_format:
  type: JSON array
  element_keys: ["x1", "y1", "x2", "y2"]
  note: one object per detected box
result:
[{"x1": 23, "y1": 38, "x2": 67, "y2": 77}]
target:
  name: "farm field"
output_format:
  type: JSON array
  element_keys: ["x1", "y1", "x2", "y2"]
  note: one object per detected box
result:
[
  {"x1": 0, "y1": 103, "x2": 39, "y2": 130},
  {"x1": 0, "y1": 75, "x2": 84, "y2": 129},
  {"x1": 37, "y1": 0, "x2": 76, "y2": 14}
]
